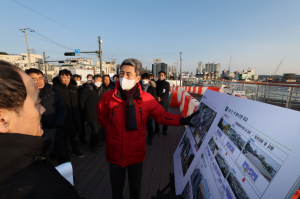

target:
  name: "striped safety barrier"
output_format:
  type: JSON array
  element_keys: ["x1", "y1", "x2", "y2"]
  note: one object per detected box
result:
[{"x1": 170, "y1": 86, "x2": 233, "y2": 116}]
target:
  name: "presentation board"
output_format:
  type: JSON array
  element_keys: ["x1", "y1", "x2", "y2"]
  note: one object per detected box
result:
[{"x1": 173, "y1": 90, "x2": 300, "y2": 199}]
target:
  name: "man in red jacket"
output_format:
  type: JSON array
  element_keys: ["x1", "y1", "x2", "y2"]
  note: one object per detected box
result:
[{"x1": 97, "y1": 58, "x2": 198, "y2": 199}]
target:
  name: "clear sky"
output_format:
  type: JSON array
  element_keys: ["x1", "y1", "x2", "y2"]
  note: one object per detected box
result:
[{"x1": 1, "y1": 0, "x2": 300, "y2": 75}]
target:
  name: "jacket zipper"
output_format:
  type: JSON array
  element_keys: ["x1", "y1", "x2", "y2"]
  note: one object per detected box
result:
[
  {"x1": 164, "y1": 116, "x2": 172, "y2": 120},
  {"x1": 139, "y1": 107, "x2": 142, "y2": 126},
  {"x1": 111, "y1": 106, "x2": 115, "y2": 124}
]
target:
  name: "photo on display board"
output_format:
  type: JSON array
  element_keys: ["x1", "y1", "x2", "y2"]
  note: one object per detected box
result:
[
  {"x1": 190, "y1": 161, "x2": 210, "y2": 199},
  {"x1": 208, "y1": 137, "x2": 219, "y2": 157},
  {"x1": 242, "y1": 141, "x2": 281, "y2": 182},
  {"x1": 215, "y1": 151, "x2": 231, "y2": 179},
  {"x1": 182, "y1": 181, "x2": 191, "y2": 199},
  {"x1": 227, "y1": 173, "x2": 249, "y2": 199},
  {"x1": 217, "y1": 117, "x2": 231, "y2": 135},
  {"x1": 179, "y1": 134, "x2": 195, "y2": 176},
  {"x1": 190, "y1": 102, "x2": 217, "y2": 150},
  {"x1": 226, "y1": 128, "x2": 247, "y2": 151}
]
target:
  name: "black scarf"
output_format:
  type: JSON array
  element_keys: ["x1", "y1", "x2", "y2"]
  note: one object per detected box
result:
[
  {"x1": 157, "y1": 79, "x2": 165, "y2": 91},
  {"x1": 120, "y1": 83, "x2": 139, "y2": 131}
]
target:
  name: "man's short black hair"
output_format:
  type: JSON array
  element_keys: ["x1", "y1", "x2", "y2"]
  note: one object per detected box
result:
[
  {"x1": 113, "y1": 75, "x2": 119, "y2": 79},
  {"x1": 94, "y1": 74, "x2": 102, "y2": 79},
  {"x1": 0, "y1": 61, "x2": 27, "y2": 114},
  {"x1": 141, "y1": 73, "x2": 150, "y2": 80},
  {"x1": 25, "y1": 68, "x2": 43, "y2": 76},
  {"x1": 103, "y1": 75, "x2": 110, "y2": 79},
  {"x1": 71, "y1": 74, "x2": 77, "y2": 80},
  {"x1": 87, "y1": 74, "x2": 94, "y2": 78},
  {"x1": 59, "y1": 69, "x2": 72, "y2": 77},
  {"x1": 76, "y1": 75, "x2": 82, "y2": 80},
  {"x1": 158, "y1": 71, "x2": 166, "y2": 76}
]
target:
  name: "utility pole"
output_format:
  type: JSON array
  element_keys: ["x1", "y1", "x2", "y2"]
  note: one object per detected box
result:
[
  {"x1": 177, "y1": 60, "x2": 178, "y2": 85},
  {"x1": 19, "y1": 27, "x2": 32, "y2": 67},
  {"x1": 180, "y1": 52, "x2": 182, "y2": 86},
  {"x1": 98, "y1": 36, "x2": 102, "y2": 76},
  {"x1": 43, "y1": 52, "x2": 47, "y2": 82}
]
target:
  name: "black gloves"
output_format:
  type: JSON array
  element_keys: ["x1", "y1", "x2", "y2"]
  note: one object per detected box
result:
[{"x1": 180, "y1": 110, "x2": 200, "y2": 127}]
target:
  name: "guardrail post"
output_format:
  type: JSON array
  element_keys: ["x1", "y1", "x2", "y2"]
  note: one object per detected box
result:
[
  {"x1": 264, "y1": 85, "x2": 267, "y2": 102},
  {"x1": 267, "y1": 85, "x2": 271, "y2": 102},
  {"x1": 285, "y1": 87, "x2": 294, "y2": 109},
  {"x1": 255, "y1": 84, "x2": 259, "y2": 101}
]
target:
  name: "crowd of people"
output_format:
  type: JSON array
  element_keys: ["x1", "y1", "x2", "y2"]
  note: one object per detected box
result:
[{"x1": 0, "y1": 58, "x2": 198, "y2": 199}]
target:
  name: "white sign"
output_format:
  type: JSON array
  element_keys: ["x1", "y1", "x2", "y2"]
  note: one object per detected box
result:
[
  {"x1": 174, "y1": 90, "x2": 300, "y2": 199},
  {"x1": 153, "y1": 58, "x2": 161, "y2": 64},
  {"x1": 233, "y1": 91, "x2": 246, "y2": 97}
]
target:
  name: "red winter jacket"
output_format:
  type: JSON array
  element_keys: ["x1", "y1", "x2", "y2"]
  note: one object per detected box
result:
[{"x1": 96, "y1": 82, "x2": 182, "y2": 167}]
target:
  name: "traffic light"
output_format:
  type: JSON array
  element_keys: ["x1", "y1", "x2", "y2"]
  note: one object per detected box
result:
[{"x1": 64, "y1": 52, "x2": 75, "y2": 56}]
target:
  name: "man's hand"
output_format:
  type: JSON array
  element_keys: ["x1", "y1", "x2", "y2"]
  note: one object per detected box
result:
[
  {"x1": 180, "y1": 110, "x2": 200, "y2": 127},
  {"x1": 157, "y1": 97, "x2": 161, "y2": 102}
]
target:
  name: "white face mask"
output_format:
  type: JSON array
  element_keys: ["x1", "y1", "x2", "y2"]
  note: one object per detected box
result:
[
  {"x1": 76, "y1": 81, "x2": 81, "y2": 86},
  {"x1": 87, "y1": 78, "x2": 93, "y2": 83},
  {"x1": 159, "y1": 76, "x2": 165, "y2": 80},
  {"x1": 95, "y1": 82, "x2": 102, "y2": 87},
  {"x1": 120, "y1": 78, "x2": 136, "y2": 90},
  {"x1": 142, "y1": 80, "x2": 149, "y2": 85}
]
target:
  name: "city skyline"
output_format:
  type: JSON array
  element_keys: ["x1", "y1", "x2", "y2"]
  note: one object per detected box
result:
[{"x1": 1, "y1": 0, "x2": 300, "y2": 75}]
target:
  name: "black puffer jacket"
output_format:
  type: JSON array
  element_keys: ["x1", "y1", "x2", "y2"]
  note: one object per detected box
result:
[
  {"x1": 39, "y1": 83, "x2": 66, "y2": 129},
  {"x1": 52, "y1": 77, "x2": 81, "y2": 135},
  {"x1": 0, "y1": 133, "x2": 79, "y2": 199},
  {"x1": 155, "y1": 79, "x2": 170, "y2": 111},
  {"x1": 79, "y1": 83, "x2": 102, "y2": 122}
]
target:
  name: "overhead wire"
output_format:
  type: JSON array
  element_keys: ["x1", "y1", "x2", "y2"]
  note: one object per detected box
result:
[
  {"x1": 12, "y1": 0, "x2": 96, "y2": 42},
  {"x1": 27, "y1": 32, "x2": 73, "y2": 51},
  {"x1": 32, "y1": 31, "x2": 75, "y2": 51},
  {"x1": 0, "y1": 36, "x2": 24, "y2": 47},
  {"x1": 12, "y1": 0, "x2": 179, "y2": 60},
  {"x1": 11, "y1": 0, "x2": 133, "y2": 54}
]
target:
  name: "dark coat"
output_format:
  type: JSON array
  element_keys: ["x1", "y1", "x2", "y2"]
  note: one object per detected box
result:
[
  {"x1": 40, "y1": 83, "x2": 66, "y2": 129},
  {"x1": 96, "y1": 82, "x2": 182, "y2": 167},
  {"x1": 145, "y1": 80, "x2": 157, "y2": 99},
  {"x1": 79, "y1": 83, "x2": 102, "y2": 122},
  {"x1": 99, "y1": 83, "x2": 114, "y2": 99},
  {"x1": 155, "y1": 80, "x2": 170, "y2": 111},
  {"x1": 0, "y1": 133, "x2": 79, "y2": 199},
  {"x1": 52, "y1": 77, "x2": 81, "y2": 135}
]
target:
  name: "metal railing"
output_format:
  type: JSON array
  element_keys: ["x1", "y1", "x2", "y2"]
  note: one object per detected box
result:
[{"x1": 227, "y1": 81, "x2": 300, "y2": 110}]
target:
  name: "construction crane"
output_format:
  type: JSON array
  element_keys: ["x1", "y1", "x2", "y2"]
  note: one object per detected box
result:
[{"x1": 268, "y1": 57, "x2": 285, "y2": 81}]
